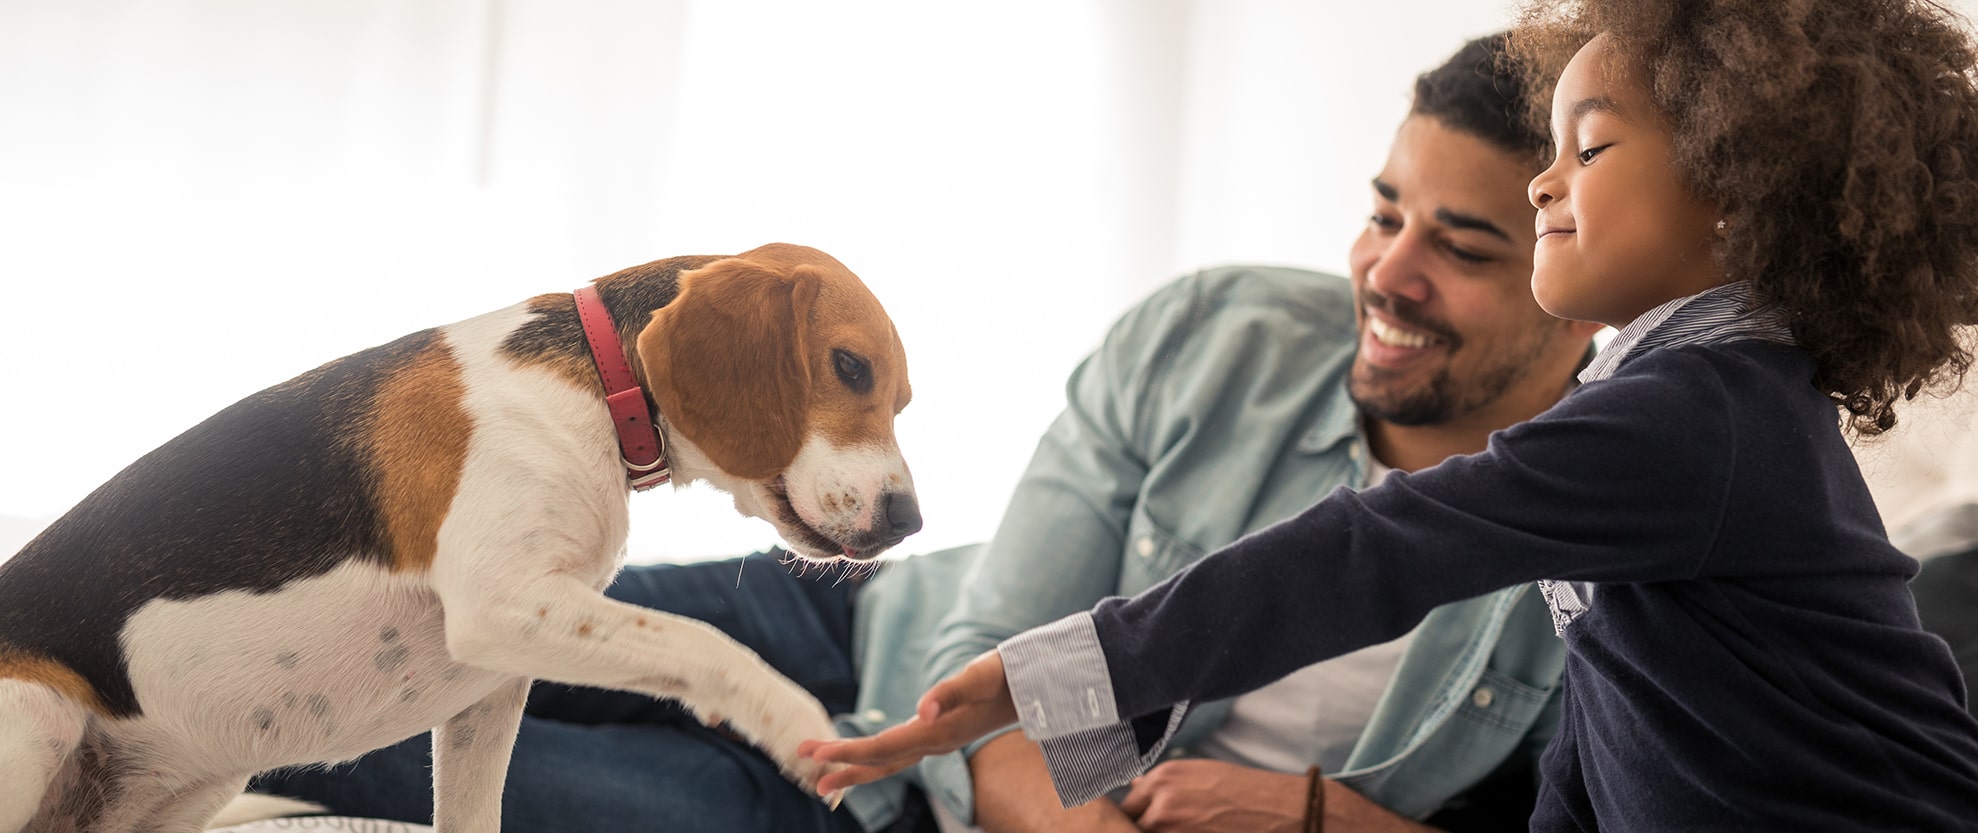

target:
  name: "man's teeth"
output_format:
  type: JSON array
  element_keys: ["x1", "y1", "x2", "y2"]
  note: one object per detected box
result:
[{"x1": 1370, "y1": 317, "x2": 1433, "y2": 349}]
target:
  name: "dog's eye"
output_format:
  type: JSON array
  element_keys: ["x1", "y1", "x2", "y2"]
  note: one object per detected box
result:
[{"x1": 832, "y1": 349, "x2": 873, "y2": 394}]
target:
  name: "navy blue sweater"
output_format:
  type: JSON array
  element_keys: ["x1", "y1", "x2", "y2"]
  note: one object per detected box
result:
[{"x1": 1092, "y1": 342, "x2": 1978, "y2": 830}]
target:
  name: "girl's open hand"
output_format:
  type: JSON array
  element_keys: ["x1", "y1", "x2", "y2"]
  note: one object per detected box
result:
[{"x1": 799, "y1": 649, "x2": 1020, "y2": 795}]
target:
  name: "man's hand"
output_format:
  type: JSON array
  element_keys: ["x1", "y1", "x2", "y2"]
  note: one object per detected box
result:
[
  {"x1": 801, "y1": 649, "x2": 1018, "y2": 795},
  {"x1": 1121, "y1": 759, "x2": 1445, "y2": 833},
  {"x1": 971, "y1": 731, "x2": 1142, "y2": 833},
  {"x1": 1119, "y1": 759, "x2": 1305, "y2": 833}
]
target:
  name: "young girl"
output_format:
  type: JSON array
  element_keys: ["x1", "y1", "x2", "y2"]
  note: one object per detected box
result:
[{"x1": 806, "y1": 0, "x2": 1978, "y2": 828}]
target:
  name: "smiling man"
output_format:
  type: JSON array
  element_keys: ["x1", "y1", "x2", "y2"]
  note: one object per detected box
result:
[
  {"x1": 910, "y1": 34, "x2": 1600, "y2": 833},
  {"x1": 249, "y1": 33, "x2": 1597, "y2": 833}
]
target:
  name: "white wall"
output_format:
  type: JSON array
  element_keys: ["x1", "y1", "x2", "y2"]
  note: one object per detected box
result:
[{"x1": 3, "y1": 0, "x2": 1974, "y2": 563}]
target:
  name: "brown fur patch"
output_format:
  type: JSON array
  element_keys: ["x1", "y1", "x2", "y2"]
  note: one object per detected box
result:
[
  {"x1": 779, "y1": 260, "x2": 912, "y2": 450},
  {"x1": 635, "y1": 243, "x2": 912, "y2": 479},
  {"x1": 369, "y1": 341, "x2": 472, "y2": 572},
  {"x1": 0, "y1": 650, "x2": 109, "y2": 716},
  {"x1": 638, "y1": 257, "x2": 818, "y2": 479}
]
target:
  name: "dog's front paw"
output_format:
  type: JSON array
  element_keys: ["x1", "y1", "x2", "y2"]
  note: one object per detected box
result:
[
  {"x1": 787, "y1": 743, "x2": 851, "y2": 809},
  {"x1": 728, "y1": 671, "x2": 850, "y2": 806}
]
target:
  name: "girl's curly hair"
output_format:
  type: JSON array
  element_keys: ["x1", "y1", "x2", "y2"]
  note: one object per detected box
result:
[{"x1": 1509, "y1": 0, "x2": 1978, "y2": 434}]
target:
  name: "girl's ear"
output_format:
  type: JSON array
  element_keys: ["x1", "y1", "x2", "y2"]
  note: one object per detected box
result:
[{"x1": 636, "y1": 258, "x2": 821, "y2": 480}]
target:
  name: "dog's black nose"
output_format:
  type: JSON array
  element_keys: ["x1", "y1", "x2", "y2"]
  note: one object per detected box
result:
[{"x1": 883, "y1": 492, "x2": 923, "y2": 539}]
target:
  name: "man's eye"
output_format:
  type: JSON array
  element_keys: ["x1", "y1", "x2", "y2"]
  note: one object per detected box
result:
[
  {"x1": 833, "y1": 349, "x2": 872, "y2": 394},
  {"x1": 1369, "y1": 214, "x2": 1401, "y2": 230}
]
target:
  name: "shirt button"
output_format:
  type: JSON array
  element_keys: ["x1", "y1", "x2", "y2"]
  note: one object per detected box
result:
[
  {"x1": 861, "y1": 708, "x2": 887, "y2": 723},
  {"x1": 1471, "y1": 687, "x2": 1495, "y2": 709},
  {"x1": 1136, "y1": 536, "x2": 1156, "y2": 558}
]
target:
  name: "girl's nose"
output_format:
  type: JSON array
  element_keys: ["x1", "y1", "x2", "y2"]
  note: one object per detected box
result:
[{"x1": 1528, "y1": 168, "x2": 1558, "y2": 209}]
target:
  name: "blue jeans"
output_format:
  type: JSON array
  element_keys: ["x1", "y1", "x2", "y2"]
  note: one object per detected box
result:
[{"x1": 251, "y1": 551, "x2": 896, "y2": 833}]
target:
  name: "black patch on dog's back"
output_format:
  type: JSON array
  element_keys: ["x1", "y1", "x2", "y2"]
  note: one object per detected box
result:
[
  {"x1": 0, "y1": 329, "x2": 444, "y2": 717},
  {"x1": 499, "y1": 255, "x2": 700, "y2": 369}
]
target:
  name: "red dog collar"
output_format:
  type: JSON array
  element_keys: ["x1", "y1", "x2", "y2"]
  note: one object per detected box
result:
[{"x1": 574, "y1": 286, "x2": 670, "y2": 490}]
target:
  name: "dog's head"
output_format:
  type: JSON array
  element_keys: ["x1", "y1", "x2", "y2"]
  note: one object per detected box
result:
[{"x1": 634, "y1": 243, "x2": 919, "y2": 562}]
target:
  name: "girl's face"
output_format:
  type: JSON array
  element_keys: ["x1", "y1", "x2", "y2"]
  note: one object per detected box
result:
[{"x1": 1527, "y1": 34, "x2": 1726, "y2": 327}]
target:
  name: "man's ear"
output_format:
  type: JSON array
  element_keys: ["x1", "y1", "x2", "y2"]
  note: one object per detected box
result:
[{"x1": 637, "y1": 257, "x2": 820, "y2": 480}]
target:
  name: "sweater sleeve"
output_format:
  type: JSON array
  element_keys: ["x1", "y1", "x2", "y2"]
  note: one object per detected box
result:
[{"x1": 1010, "y1": 348, "x2": 1738, "y2": 801}]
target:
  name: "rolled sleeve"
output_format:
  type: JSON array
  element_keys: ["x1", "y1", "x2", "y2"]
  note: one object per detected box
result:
[{"x1": 1000, "y1": 612, "x2": 1191, "y2": 806}]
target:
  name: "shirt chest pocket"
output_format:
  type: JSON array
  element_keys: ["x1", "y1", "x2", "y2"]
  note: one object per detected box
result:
[{"x1": 1119, "y1": 505, "x2": 1206, "y2": 596}]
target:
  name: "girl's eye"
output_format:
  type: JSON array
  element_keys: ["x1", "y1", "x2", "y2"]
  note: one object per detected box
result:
[
  {"x1": 1577, "y1": 144, "x2": 1613, "y2": 165},
  {"x1": 1369, "y1": 213, "x2": 1401, "y2": 231}
]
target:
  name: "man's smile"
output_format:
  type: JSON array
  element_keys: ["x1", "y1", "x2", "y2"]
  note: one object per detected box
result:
[
  {"x1": 1369, "y1": 315, "x2": 1437, "y2": 349},
  {"x1": 1361, "y1": 309, "x2": 1451, "y2": 370}
]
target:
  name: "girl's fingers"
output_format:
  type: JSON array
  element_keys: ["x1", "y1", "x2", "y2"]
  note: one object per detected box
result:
[
  {"x1": 805, "y1": 716, "x2": 948, "y2": 764},
  {"x1": 800, "y1": 649, "x2": 1022, "y2": 796},
  {"x1": 816, "y1": 761, "x2": 912, "y2": 794}
]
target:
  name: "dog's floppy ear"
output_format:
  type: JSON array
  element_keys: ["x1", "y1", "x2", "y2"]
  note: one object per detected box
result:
[{"x1": 638, "y1": 257, "x2": 819, "y2": 480}]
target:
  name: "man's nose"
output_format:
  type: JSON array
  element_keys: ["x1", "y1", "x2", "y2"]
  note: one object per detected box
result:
[{"x1": 1365, "y1": 229, "x2": 1435, "y2": 305}]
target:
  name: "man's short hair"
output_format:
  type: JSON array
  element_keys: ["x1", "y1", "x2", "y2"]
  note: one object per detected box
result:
[{"x1": 1412, "y1": 33, "x2": 1548, "y2": 163}]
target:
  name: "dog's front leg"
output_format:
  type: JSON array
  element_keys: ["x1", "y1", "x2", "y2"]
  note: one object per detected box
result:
[
  {"x1": 438, "y1": 574, "x2": 844, "y2": 800},
  {"x1": 432, "y1": 677, "x2": 529, "y2": 833}
]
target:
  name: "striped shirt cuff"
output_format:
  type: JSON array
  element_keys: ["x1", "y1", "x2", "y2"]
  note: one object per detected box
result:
[
  {"x1": 1001, "y1": 612, "x2": 1118, "y2": 739},
  {"x1": 1000, "y1": 612, "x2": 1191, "y2": 806}
]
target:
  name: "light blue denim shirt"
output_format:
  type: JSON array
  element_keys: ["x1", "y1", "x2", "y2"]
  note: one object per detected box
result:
[{"x1": 835, "y1": 266, "x2": 1565, "y2": 829}]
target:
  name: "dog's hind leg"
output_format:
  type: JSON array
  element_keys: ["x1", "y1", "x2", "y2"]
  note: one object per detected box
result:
[
  {"x1": 0, "y1": 679, "x2": 87, "y2": 833},
  {"x1": 431, "y1": 677, "x2": 529, "y2": 833}
]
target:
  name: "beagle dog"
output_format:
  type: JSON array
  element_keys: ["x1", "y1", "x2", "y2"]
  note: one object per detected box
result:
[{"x1": 0, "y1": 243, "x2": 919, "y2": 832}]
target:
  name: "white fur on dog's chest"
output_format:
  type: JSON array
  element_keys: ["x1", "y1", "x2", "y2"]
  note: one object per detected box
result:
[{"x1": 116, "y1": 561, "x2": 508, "y2": 772}]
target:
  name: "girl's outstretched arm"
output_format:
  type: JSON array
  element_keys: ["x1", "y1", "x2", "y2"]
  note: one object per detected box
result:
[{"x1": 802, "y1": 650, "x2": 1017, "y2": 794}]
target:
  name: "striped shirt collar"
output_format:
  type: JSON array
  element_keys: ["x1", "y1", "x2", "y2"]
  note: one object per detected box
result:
[{"x1": 1578, "y1": 281, "x2": 1794, "y2": 384}]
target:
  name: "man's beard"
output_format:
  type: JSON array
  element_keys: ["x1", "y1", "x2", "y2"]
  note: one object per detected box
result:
[
  {"x1": 1348, "y1": 289, "x2": 1560, "y2": 427},
  {"x1": 1348, "y1": 359, "x2": 1526, "y2": 426}
]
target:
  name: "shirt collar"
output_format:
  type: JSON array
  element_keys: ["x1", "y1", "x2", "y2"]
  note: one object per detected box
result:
[
  {"x1": 1298, "y1": 370, "x2": 1365, "y2": 453},
  {"x1": 1579, "y1": 281, "x2": 1794, "y2": 384}
]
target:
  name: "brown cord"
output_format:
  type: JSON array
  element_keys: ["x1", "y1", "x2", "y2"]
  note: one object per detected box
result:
[{"x1": 1304, "y1": 764, "x2": 1325, "y2": 833}]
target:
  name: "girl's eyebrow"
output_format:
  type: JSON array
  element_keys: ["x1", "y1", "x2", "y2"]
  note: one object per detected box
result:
[
  {"x1": 1563, "y1": 96, "x2": 1625, "y2": 131},
  {"x1": 1370, "y1": 178, "x2": 1513, "y2": 242}
]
